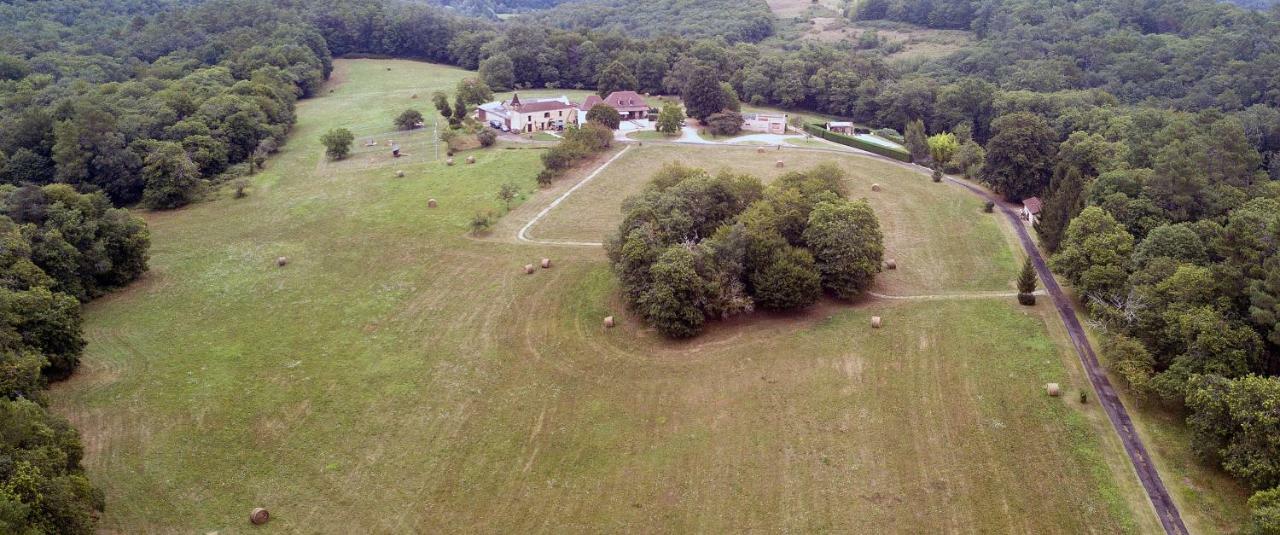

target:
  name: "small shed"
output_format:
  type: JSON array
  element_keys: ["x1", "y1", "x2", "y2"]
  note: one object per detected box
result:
[
  {"x1": 827, "y1": 121, "x2": 854, "y2": 135},
  {"x1": 1022, "y1": 197, "x2": 1042, "y2": 225}
]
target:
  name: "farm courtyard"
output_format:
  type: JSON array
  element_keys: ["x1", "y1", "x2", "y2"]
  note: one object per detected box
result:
[{"x1": 52, "y1": 59, "x2": 1177, "y2": 533}]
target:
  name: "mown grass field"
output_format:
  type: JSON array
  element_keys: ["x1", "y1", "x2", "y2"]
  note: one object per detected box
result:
[
  {"x1": 50, "y1": 59, "x2": 1190, "y2": 533},
  {"x1": 528, "y1": 143, "x2": 1022, "y2": 296}
]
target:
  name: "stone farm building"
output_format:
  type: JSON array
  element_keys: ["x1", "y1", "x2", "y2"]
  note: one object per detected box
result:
[
  {"x1": 582, "y1": 91, "x2": 651, "y2": 120},
  {"x1": 827, "y1": 121, "x2": 854, "y2": 135},
  {"x1": 743, "y1": 112, "x2": 788, "y2": 134},
  {"x1": 477, "y1": 93, "x2": 580, "y2": 133}
]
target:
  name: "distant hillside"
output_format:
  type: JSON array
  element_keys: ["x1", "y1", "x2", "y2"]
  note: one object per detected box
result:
[
  {"x1": 429, "y1": 0, "x2": 571, "y2": 18},
  {"x1": 522, "y1": 0, "x2": 774, "y2": 42},
  {"x1": 1222, "y1": 0, "x2": 1278, "y2": 7}
]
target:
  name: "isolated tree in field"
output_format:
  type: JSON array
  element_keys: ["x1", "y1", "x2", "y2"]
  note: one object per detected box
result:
[
  {"x1": 496, "y1": 182, "x2": 519, "y2": 210},
  {"x1": 431, "y1": 92, "x2": 452, "y2": 118},
  {"x1": 982, "y1": 112, "x2": 1058, "y2": 200},
  {"x1": 682, "y1": 70, "x2": 727, "y2": 121},
  {"x1": 1017, "y1": 257, "x2": 1037, "y2": 305},
  {"x1": 904, "y1": 119, "x2": 929, "y2": 162},
  {"x1": 595, "y1": 61, "x2": 638, "y2": 97},
  {"x1": 927, "y1": 132, "x2": 958, "y2": 165},
  {"x1": 395, "y1": 109, "x2": 424, "y2": 130},
  {"x1": 656, "y1": 103, "x2": 683, "y2": 134},
  {"x1": 802, "y1": 199, "x2": 884, "y2": 299},
  {"x1": 141, "y1": 141, "x2": 200, "y2": 209},
  {"x1": 479, "y1": 53, "x2": 515, "y2": 91},
  {"x1": 1050, "y1": 206, "x2": 1133, "y2": 301},
  {"x1": 455, "y1": 77, "x2": 492, "y2": 105},
  {"x1": 705, "y1": 111, "x2": 744, "y2": 136},
  {"x1": 320, "y1": 128, "x2": 353, "y2": 160},
  {"x1": 586, "y1": 104, "x2": 621, "y2": 129}
]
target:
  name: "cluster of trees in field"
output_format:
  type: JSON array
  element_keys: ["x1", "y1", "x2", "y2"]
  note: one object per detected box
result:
[
  {"x1": 607, "y1": 164, "x2": 883, "y2": 337},
  {"x1": 0, "y1": 184, "x2": 150, "y2": 533}
]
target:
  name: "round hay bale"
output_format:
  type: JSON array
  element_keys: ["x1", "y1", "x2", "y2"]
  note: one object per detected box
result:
[
  {"x1": 446, "y1": 158, "x2": 455, "y2": 166},
  {"x1": 603, "y1": 316, "x2": 615, "y2": 328},
  {"x1": 757, "y1": 147, "x2": 766, "y2": 154},
  {"x1": 775, "y1": 160, "x2": 785, "y2": 168},
  {"x1": 395, "y1": 170, "x2": 405, "y2": 178},
  {"x1": 427, "y1": 198, "x2": 438, "y2": 208},
  {"x1": 466, "y1": 156, "x2": 476, "y2": 164},
  {"x1": 541, "y1": 258, "x2": 551, "y2": 269},
  {"x1": 524, "y1": 264, "x2": 534, "y2": 275},
  {"x1": 871, "y1": 316, "x2": 882, "y2": 329},
  {"x1": 411, "y1": 93, "x2": 419, "y2": 99},
  {"x1": 250, "y1": 508, "x2": 270, "y2": 525},
  {"x1": 871, "y1": 183, "x2": 881, "y2": 192},
  {"x1": 276, "y1": 256, "x2": 288, "y2": 267},
  {"x1": 885, "y1": 259, "x2": 897, "y2": 270},
  {"x1": 1046, "y1": 383, "x2": 1061, "y2": 397}
]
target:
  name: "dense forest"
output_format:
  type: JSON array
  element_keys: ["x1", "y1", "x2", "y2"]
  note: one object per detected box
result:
[
  {"x1": 2, "y1": 0, "x2": 1280, "y2": 531},
  {"x1": 525, "y1": 0, "x2": 775, "y2": 43}
]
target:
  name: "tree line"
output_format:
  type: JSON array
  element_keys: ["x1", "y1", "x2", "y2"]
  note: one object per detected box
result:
[{"x1": 0, "y1": 184, "x2": 149, "y2": 532}]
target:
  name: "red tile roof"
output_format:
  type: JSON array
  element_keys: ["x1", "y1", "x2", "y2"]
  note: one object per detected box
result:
[
  {"x1": 515, "y1": 100, "x2": 577, "y2": 113},
  {"x1": 582, "y1": 95, "x2": 604, "y2": 110},
  {"x1": 604, "y1": 91, "x2": 648, "y2": 111},
  {"x1": 1023, "y1": 197, "x2": 1043, "y2": 214}
]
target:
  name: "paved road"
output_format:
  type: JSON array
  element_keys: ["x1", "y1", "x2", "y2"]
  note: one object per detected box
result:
[{"x1": 946, "y1": 178, "x2": 1190, "y2": 535}]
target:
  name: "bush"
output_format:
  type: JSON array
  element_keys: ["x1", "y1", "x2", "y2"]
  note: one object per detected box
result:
[
  {"x1": 983, "y1": 200, "x2": 994, "y2": 213},
  {"x1": 394, "y1": 109, "x2": 424, "y2": 130},
  {"x1": 1249, "y1": 487, "x2": 1280, "y2": 535},
  {"x1": 477, "y1": 129, "x2": 497, "y2": 148},
  {"x1": 705, "y1": 110, "x2": 744, "y2": 136},
  {"x1": 932, "y1": 168, "x2": 943, "y2": 183},
  {"x1": 468, "y1": 212, "x2": 493, "y2": 234}
]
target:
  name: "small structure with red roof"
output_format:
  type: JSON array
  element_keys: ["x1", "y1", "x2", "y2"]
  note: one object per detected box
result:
[{"x1": 1021, "y1": 197, "x2": 1042, "y2": 225}]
